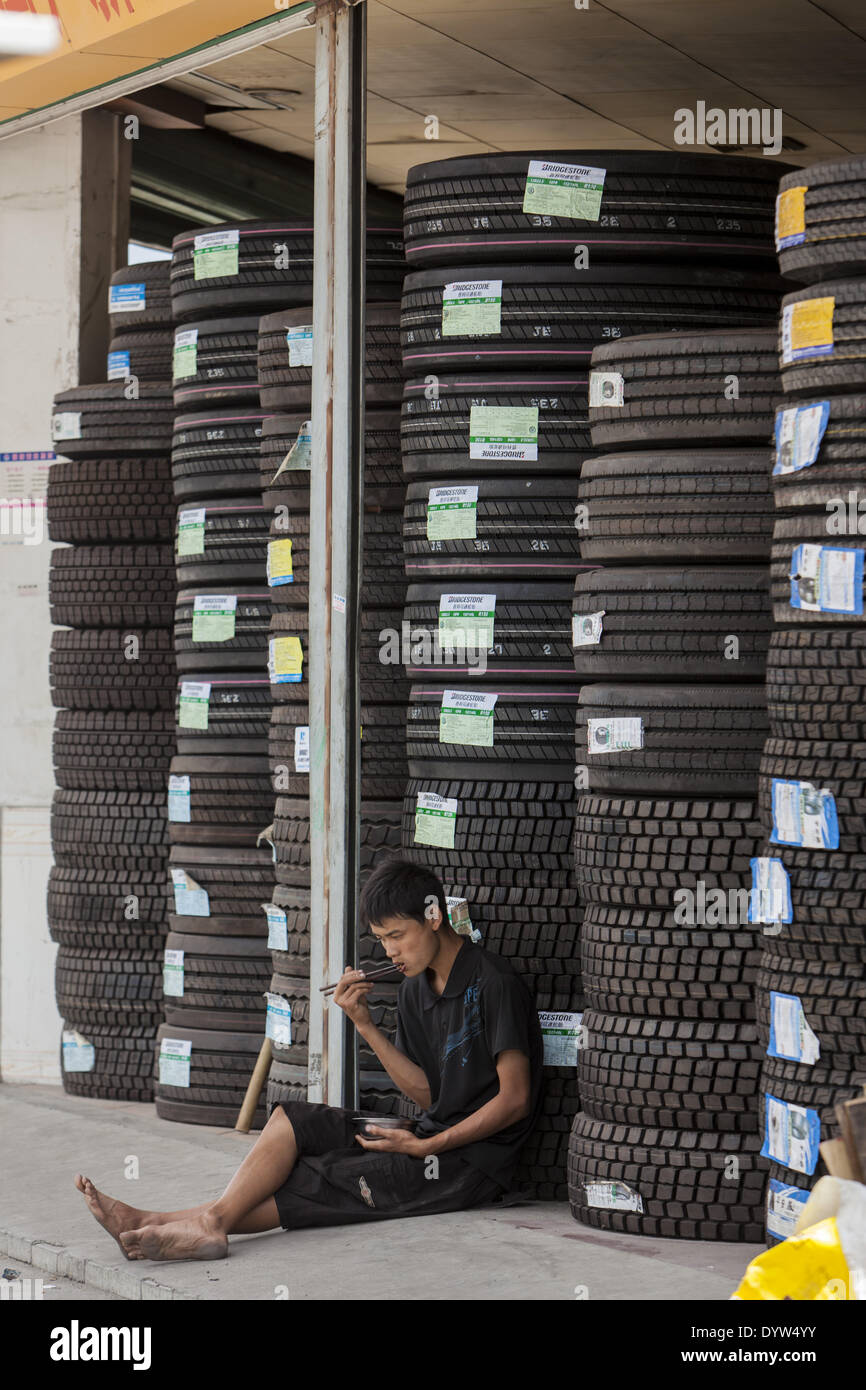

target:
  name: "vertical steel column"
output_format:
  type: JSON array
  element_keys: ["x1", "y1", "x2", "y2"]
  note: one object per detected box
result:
[{"x1": 307, "y1": 0, "x2": 366, "y2": 1106}]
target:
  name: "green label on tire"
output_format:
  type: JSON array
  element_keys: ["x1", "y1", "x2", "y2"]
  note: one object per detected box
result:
[
  {"x1": 193, "y1": 229, "x2": 240, "y2": 279},
  {"x1": 438, "y1": 593, "x2": 496, "y2": 650},
  {"x1": 414, "y1": 792, "x2": 458, "y2": 849},
  {"x1": 442, "y1": 279, "x2": 502, "y2": 337},
  {"x1": 177, "y1": 508, "x2": 206, "y2": 556},
  {"x1": 163, "y1": 949, "x2": 185, "y2": 998},
  {"x1": 158, "y1": 1037, "x2": 191, "y2": 1087},
  {"x1": 192, "y1": 594, "x2": 237, "y2": 643},
  {"x1": 173, "y1": 329, "x2": 199, "y2": 380},
  {"x1": 523, "y1": 161, "x2": 606, "y2": 220},
  {"x1": 178, "y1": 680, "x2": 210, "y2": 730},
  {"x1": 439, "y1": 689, "x2": 497, "y2": 747},
  {"x1": 426, "y1": 485, "x2": 478, "y2": 541}
]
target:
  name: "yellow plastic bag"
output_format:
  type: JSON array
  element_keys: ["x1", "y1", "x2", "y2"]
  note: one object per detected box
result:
[{"x1": 733, "y1": 1216, "x2": 855, "y2": 1301}]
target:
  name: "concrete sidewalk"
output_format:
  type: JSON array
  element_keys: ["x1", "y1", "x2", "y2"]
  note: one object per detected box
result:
[{"x1": 0, "y1": 1083, "x2": 759, "y2": 1301}]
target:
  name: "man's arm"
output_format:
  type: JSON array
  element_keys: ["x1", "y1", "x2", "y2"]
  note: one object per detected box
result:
[
  {"x1": 332, "y1": 968, "x2": 432, "y2": 1109},
  {"x1": 356, "y1": 1049, "x2": 530, "y2": 1157}
]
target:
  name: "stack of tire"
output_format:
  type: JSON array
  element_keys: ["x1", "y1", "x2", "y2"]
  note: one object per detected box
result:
[
  {"x1": 48, "y1": 260, "x2": 175, "y2": 1101},
  {"x1": 753, "y1": 155, "x2": 866, "y2": 1242},
  {"x1": 567, "y1": 328, "x2": 786, "y2": 1241},
  {"x1": 396, "y1": 151, "x2": 788, "y2": 1198},
  {"x1": 257, "y1": 296, "x2": 412, "y2": 1118}
]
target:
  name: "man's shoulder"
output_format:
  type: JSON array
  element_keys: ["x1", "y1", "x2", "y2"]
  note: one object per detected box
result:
[{"x1": 471, "y1": 944, "x2": 528, "y2": 992}]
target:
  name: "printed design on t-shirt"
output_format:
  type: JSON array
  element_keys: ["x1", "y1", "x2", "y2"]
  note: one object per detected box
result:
[
  {"x1": 441, "y1": 983, "x2": 483, "y2": 1065},
  {"x1": 358, "y1": 1176, "x2": 375, "y2": 1208}
]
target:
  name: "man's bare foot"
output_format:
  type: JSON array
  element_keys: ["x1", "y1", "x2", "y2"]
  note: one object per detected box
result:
[
  {"x1": 74, "y1": 1174, "x2": 152, "y2": 1258},
  {"x1": 119, "y1": 1213, "x2": 228, "y2": 1263}
]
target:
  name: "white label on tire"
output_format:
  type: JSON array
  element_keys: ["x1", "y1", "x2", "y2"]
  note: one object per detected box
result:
[
  {"x1": 193, "y1": 229, "x2": 239, "y2": 279},
  {"x1": 588, "y1": 371, "x2": 625, "y2": 408},
  {"x1": 789, "y1": 543, "x2": 864, "y2": 615},
  {"x1": 773, "y1": 401, "x2": 830, "y2": 475},
  {"x1": 438, "y1": 593, "x2": 496, "y2": 650},
  {"x1": 585, "y1": 1181, "x2": 643, "y2": 1213},
  {"x1": 439, "y1": 689, "x2": 497, "y2": 747},
  {"x1": 167, "y1": 774, "x2": 191, "y2": 823},
  {"x1": 469, "y1": 406, "x2": 538, "y2": 462},
  {"x1": 177, "y1": 507, "x2": 206, "y2": 557},
  {"x1": 263, "y1": 903, "x2": 289, "y2": 951},
  {"x1": 748, "y1": 856, "x2": 793, "y2": 925},
  {"x1": 766, "y1": 1179, "x2": 809, "y2": 1241},
  {"x1": 539, "y1": 1011, "x2": 583, "y2": 1067},
  {"x1": 265, "y1": 993, "x2": 292, "y2": 1046},
  {"x1": 442, "y1": 280, "x2": 502, "y2": 337},
  {"x1": 52, "y1": 412, "x2": 82, "y2": 441},
  {"x1": 761, "y1": 1094, "x2": 820, "y2": 1174},
  {"x1": 271, "y1": 421, "x2": 312, "y2": 481},
  {"x1": 170, "y1": 868, "x2": 210, "y2": 917},
  {"x1": 427, "y1": 485, "x2": 478, "y2": 541},
  {"x1": 572, "y1": 611, "x2": 604, "y2": 647},
  {"x1": 108, "y1": 282, "x2": 145, "y2": 313},
  {"x1": 163, "y1": 948, "x2": 185, "y2": 998},
  {"x1": 294, "y1": 725, "x2": 310, "y2": 772},
  {"x1": 768, "y1": 991, "x2": 820, "y2": 1066},
  {"x1": 158, "y1": 1037, "x2": 192, "y2": 1088},
  {"x1": 770, "y1": 778, "x2": 840, "y2": 850},
  {"x1": 62, "y1": 1029, "x2": 95, "y2": 1073},
  {"x1": 107, "y1": 350, "x2": 130, "y2": 380},
  {"x1": 414, "y1": 792, "x2": 458, "y2": 849},
  {"x1": 286, "y1": 326, "x2": 313, "y2": 366},
  {"x1": 587, "y1": 716, "x2": 643, "y2": 754},
  {"x1": 446, "y1": 896, "x2": 481, "y2": 942},
  {"x1": 192, "y1": 594, "x2": 237, "y2": 643},
  {"x1": 173, "y1": 328, "x2": 199, "y2": 380},
  {"x1": 523, "y1": 161, "x2": 606, "y2": 220},
  {"x1": 178, "y1": 680, "x2": 210, "y2": 730}
]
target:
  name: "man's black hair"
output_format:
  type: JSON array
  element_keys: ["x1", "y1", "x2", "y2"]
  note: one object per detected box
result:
[{"x1": 359, "y1": 857, "x2": 449, "y2": 933}]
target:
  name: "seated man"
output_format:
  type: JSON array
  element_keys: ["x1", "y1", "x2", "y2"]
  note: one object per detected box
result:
[{"x1": 74, "y1": 858, "x2": 544, "y2": 1261}]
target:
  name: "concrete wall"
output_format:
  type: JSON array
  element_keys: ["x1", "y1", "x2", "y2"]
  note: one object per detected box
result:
[{"x1": 0, "y1": 112, "x2": 128, "y2": 1082}]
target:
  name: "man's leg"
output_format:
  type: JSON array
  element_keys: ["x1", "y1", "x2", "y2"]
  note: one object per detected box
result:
[{"x1": 76, "y1": 1105, "x2": 299, "y2": 1261}]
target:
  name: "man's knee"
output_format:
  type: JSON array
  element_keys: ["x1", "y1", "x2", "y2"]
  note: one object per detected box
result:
[{"x1": 265, "y1": 1104, "x2": 295, "y2": 1142}]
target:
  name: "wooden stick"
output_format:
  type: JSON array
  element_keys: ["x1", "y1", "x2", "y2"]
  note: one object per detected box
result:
[
  {"x1": 320, "y1": 964, "x2": 399, "y2": 995},
  {"x1": 235, "y1": 1037, "x2": 272, "y2": 1133}
]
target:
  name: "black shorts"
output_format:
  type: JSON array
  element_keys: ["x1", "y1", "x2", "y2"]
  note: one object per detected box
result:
[{"x1": 270, "y1": 1099, "x2": 503, "y2": 1231}]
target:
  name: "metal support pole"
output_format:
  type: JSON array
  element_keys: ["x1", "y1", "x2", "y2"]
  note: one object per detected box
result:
[{"x1": 308, "y1": 0, "x2": 366, "y2": 1106}]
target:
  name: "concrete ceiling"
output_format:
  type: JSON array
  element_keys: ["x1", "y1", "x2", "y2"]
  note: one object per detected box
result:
[{"x1": 169, "y1": 0, "x2": 866, "y2": 193}]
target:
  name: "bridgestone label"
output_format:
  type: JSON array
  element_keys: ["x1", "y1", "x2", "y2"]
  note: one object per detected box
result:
[
  {"x1": 439, "y1": 689, "x2": 497, "y2": 747},
  {"x1": 192, "y1": 594, "x2": 237, "y2": 643},
  {"x1": 768, "y1": 992, "x2": 820, "y2": 1066},
  {"x1": 163, "y1": 949, "x2": 185, "y2": 998},
  {"x1": 523, "y1": 161, "x2": 606, "y2": 220},
  {"x1": 107, "y1": 350, "x2": 130, "y2": 380},
  {"x1": 572, "y1": 611, "x2": 604, "y2": 647},
  {"x1": 264, "y1": 904, "x2": 289, "y2": 951},
  {"x1": 761, "y1": 1095, "x2": 820, "y2": 1175},
  {"x1": 749, "y1": 856, "x2": 792, "y2": 926},
  {"x1": 271, "y1": 422, "x2": 312, "y2": 481},
  {"x1": 442, "y1": 280, "x2": 502, "y2": 337},
  {"x1": 438, "y1": 593, "x2": 496, "y2": 649},
  {"x1": 789, "y1": 543, "x2": 864, "y2": 615},
  {"x1": 781, "y1": 298, "x2": 834, "y2": 364},
  {"x1": 427, "y1": 486, "x2": 478, "y2": 541},
  {"x1": 767, "y1": 1180, "x2": 809, "y2": 1242},
  {"x1": 267, "y1": 538, "x2": 294, "y2": 586},
  {"x1": 52, "y1": 412, "x2": 82, "y2": 442},
  {"x1": 109, "y1": 282, "x2": 145, "y2": 313},
  {"x1": 269, "y1": 636, "x2": 303, "y2": 683},
  {"x1": 469, "y1": 406, "x2": 539, "y2": 462},
  {"x1": 173, "y1": 329, "x2": 198, "y2": 380},
  {"x1": 294, "y1": 725, "x2": 310, "y2": 772},
  {"x1": 414, "y1": 792, "x2": 458, "y2": 849},
  {"x1": 193, "y1": 229, "x2": 239, "y2": 279},
  {"x1": 587, "y1": 716, "x2": 643, "y2": 754},
  {"x1": 159, "y1": 1037, "x2": 191, "y2": 1087},
  {"x1": 770, "y1": 779, "x2": 839, "y2": 850},
  {"x1": 177, "y1": 508, "x2": 206, "y2": 556},
  {"x1": 170, "y1": 868, "x2": 210, "y2": 917},
  {"x1": 585, "y1": 1181, "x2": 643, "y2": 1213},
  {"x1": 447, "y1": 896, "x2": 481, "y2": 942},
  {"x1": 773, "y1": 401, "x2": 830, "y2": 475},
  {"x1": 179, "y1": 681, "x2": 210, "y2": 730},
  {"x1": 589, "y1": 371, "x2": 624, "y2": 408},
  {"x1": 167, "y1": 774, "x2": 191, "y2": 823},
  {"x1": 286, "y1": 326, "x2": 313, "y2": 366},
  {"x1": 265, "y1": 993, "x2": 292, "y2": 1046},
  {"x1": 62, "y1": 1029, "x2": 94, "y2": 1073},
  {"x1": 539, "y1": 1011, "x2": 583, "y2": 1067},
  {"x1": 775, "y1": 186, "x2": 807, "y2": 251}
]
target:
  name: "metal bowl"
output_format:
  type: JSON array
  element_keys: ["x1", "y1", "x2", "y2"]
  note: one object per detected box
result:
[{"x1": 351, "y1": 1112, "x2": 415, "y2": 1135}]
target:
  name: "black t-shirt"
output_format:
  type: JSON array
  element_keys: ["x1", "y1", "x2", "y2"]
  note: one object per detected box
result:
[{"x1": 394, "y1": 940, "x2": 544, "y2": 1189}]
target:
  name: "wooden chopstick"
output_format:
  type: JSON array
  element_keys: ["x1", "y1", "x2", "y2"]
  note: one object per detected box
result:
[{"x1": 320, "y1": 964, "x2": 400, "y2": 995}]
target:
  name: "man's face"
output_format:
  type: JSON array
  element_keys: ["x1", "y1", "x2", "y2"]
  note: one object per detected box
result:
[{"x1": 369, "y1": 912, "x2": 441, "y2": 977}]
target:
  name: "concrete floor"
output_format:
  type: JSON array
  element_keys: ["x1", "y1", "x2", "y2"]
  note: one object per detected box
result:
[{"x1": 0, "y1": 1083, "x2": 759, "y2": 1301}]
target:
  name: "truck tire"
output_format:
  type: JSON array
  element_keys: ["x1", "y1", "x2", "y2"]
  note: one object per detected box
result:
[
  {"x1": 171, "y1": 316, "x2": 260, "y2": 408},
  {"x1": 53, "y1": 709, "x2": 174, "y2": 791},
  {"x1": 174, "y1": 669, "x2": 272, "y2": 755},
  {"x1": 51, "y1": 384, "x2": 173, "y2": 458},
  {"x1": 50, "y1": 543, "x2": 175, "y2": 628},
  {"x1": 407, "y1": 682, "x2": 580, "y2": 779},
  {"x1": 258, "y1": 303, "x2": 402, "y2": 409},
  {"x1": 47, "y1": 457, "x2": 173, "y2": 543},
  {"x1": 172, "y1": 408, "x2": 269, "y2": 500},
  {"x1": 404, "y1": 580, "x2": 576, "y2": 680},
  {"x1": 50, "y1": 629, "x2": 174, "y2": 712}
]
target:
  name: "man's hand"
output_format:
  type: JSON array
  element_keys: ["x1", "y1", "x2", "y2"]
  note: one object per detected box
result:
[
  {"x1": 354, "y1": 1126, "x2": 428, "y2": 1157},
  {"x1": 332, "y1": 967, "x2": 373, "y2": 1027}
]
